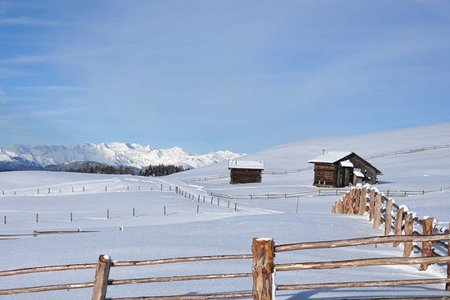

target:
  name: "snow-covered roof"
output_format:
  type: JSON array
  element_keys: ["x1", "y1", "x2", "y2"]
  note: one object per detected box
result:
[
  {"x1": 308, "y1": 151, "x2": 352, "y2": 164},
  {"x1": 340, "y1": 160, "x2": 353, "y2": 168},
  {"x1": 353, "y1": 169, "x2": 365, "y2": 178},
  {"x1": 228, "y1": 160, "x2": 264, "y2": 170}
]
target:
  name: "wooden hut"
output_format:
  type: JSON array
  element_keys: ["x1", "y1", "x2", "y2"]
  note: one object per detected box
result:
[
  {"x1": 308, "y1": 151, "x2": 382, "y2": 188},
  {"x1": 228, "y1": 160, "x2": 264, "y2": 184}
]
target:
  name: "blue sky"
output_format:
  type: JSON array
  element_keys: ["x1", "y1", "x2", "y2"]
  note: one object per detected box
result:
[{"x1": 1, "y1": 0, "x2": 450, "y2": 153}]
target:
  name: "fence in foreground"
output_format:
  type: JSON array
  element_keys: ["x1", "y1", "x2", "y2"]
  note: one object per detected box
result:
[{"x1": 1, "y1": 232, "x2": 449, "y2": 299}]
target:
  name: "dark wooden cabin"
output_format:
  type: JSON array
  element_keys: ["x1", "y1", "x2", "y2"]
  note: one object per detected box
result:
[
  {"x1": 308, "y1": 152, "x2": 382, "y2": 188},
  {"x1": 228, "y1": 160, "x2": 264, "y2": 184}
]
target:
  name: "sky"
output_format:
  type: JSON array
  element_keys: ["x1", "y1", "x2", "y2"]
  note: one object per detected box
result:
[{"x1": 1, "y1": 0, "x2": 450, "y2": 154}]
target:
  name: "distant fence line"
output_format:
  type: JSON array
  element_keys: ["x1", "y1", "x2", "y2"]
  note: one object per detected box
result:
[
  {"x1": 210, "y1": 189, "x2": 347, "y2": 200},
  {"x1": 0, "y1": 185, "x2": 240, "y2": 228},
  {"x1": 209, "y1": 186, "x2": 449, "y2": 201},
  {"x1": 368, "y1": 143, "x2": 450, "y2": 159},
  {"x1": 0, "y1": 182, "x2": 172, "y2": 197}
]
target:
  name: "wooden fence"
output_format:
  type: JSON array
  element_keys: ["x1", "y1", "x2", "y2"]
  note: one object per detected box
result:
[
  {"x1": 1, "y1": 233, "x2": 449, "y2": 299},
  {"x1": 210, "y1": 188, "x2": 347, "y2": 200},
  {"x1": 332, "y1": 186, "x2": 449, "y2": 259},
  {"x1": 0, "y1": 253, "x2": 253, "y2": 299}
]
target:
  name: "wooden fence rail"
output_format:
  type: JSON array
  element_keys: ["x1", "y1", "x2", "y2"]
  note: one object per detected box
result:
[{"x1": 1, "y1": 233, "x2": 449, "y2": 299}]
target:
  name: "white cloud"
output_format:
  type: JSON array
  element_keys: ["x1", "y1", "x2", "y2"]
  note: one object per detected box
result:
[
  {"x1": 414, "y1": 0, "x2": 450, "y2": 20},
  {"x1": 30, "y1": 107, "x2": 86, "y2": 117},
  {"x1": 0, "y1": 17, "x2": 58, "y2": 26},
  {"x1": 13, "y1": 85, "x2": 89, "y2": 92},
  {"x1": 0, "y1": 54, "x2": 49, "y2": 64},
  {"x1": 0, "y1": 90, "x2": 7, "y2": 104}
]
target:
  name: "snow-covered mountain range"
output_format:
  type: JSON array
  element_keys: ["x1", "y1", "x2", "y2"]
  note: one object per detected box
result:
[{"x1": 0, "y1": 143, "x2": 241, "y2": 170}]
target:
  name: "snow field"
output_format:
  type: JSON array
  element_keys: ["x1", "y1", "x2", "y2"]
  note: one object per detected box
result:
[{"x1": 2, "y1": 124, "x2": 450, "y2": 299}]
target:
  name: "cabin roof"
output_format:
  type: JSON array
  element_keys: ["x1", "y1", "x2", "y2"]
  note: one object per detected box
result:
[
  {"x1": 308, "y1": 151, "x2": 352, "y2": 164},
  {"x1": 228, "y1": 160, "x2": 264, "y2": 170}
]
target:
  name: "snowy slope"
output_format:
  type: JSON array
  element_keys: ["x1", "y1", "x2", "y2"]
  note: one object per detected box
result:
[
  {"x1": 1, "y1": 123, "x2": 450, "y2": 299},
  {"x1": 0, "y1": 143, "x2": 240, "y2": 169}
]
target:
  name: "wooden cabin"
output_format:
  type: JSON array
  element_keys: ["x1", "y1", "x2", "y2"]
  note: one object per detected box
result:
[
  {"x1": 228, "y1": 160, "x2": 264, "y2": 184},
  {"x1": 308, "y1": 152, "x2": 382, "y2": 188}
]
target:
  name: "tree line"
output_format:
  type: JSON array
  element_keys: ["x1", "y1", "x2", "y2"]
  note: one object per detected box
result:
[
  {"x1": 138, "y1": 164, "x2": 188, "y2": 177},
  {"x1": 66, "y1": 164, "x2": 188, "y2": 177}
]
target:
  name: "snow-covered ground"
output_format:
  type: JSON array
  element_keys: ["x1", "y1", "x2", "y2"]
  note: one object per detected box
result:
[{"x1": 1, "y1": 123, "x2": 450, "y2": 299}]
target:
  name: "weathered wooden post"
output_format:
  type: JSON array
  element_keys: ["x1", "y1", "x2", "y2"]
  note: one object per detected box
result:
[
  {"x1": 344, "y1": 192, "x2": 351, "y2": 214},
  {"x1": 92, "y1": 254, "x2": 111, "y2": 300},
  {"x1": 358, "y1": 187, "x2": 367, "y2": 215},
  {"x1": 369, "y1": 189, "x2": 375, "y2": 221},
  {"x1": 393, "y1": 207, "x2": 404, "y2": 247},
  {"x1": 446, "y1": 222, "x2": 450, "y2": 291},
  {"x1": 336, "y1": 199, "x2": 344, "y2": 214},
  {"x1": 384, "y1": 199, "x2": 393, "y2": 236},
  {"x1": 372, "y1": 193, "x2": 382, "y2": 229},
  {"x1": 403, "y1": 212, "x2": 414, "y2": 257},
  {"x1": 252, "y1": 238, "x2": 274, "y2": 300},
  {"x1": 420, "y1": 217, "x2": 434, "y2": 271},
  {"x1": 353, "y1": 188, "x2": 360, "y2": 214}
]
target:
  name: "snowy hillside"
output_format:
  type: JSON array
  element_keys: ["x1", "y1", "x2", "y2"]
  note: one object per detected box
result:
[
  {"x1": 1, "y1": 123, "x2": 450, "y2": 299},
  {"x1": 0, "y1": 143, "x2": 240, "y2": 170}
]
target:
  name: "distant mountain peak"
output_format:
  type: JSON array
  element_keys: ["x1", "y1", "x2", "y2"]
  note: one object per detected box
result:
[{"x1": 0, "y1": 143, "x2": 241, "y2": 171}]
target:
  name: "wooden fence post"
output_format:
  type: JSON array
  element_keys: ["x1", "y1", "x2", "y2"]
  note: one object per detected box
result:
[
  {"x1": 372, "y1": 193, "x2": 382, "y2": 229},
  {"x1": 403, "y1": 212, "x2": 414, "y2": 257},
  {"x1": 446, "y1": 222, "x2": 450, "y2": 291},
  {"x1": 350, "y1": 189, "x2": 356, "y2": 214},
  {"x1": 420, "y1": 217, "x2": 434, "y2": 271},
  {"x1": 384, "y1": 199, "x2": 393, "y2": 236},
  {"x1": 358, "y1": 187, "x2": 367, "y2": 215},
  {"x1": 344, "y1": 192, "x2": 351, "y2": 214},
  {"x1": 92, "y1": 254, "x2": 111, "y2": 300},
  {"x1": 252, "y1": 238, "x2": 274, "y2": 300},
  {"x1": 336, "y1": 199, "x2": 343, "y2": 214},
  {"x1": 393, "y1": 207, "x2": 404, "y2": 247},
  {"x1": 369, "y1": 189, "x2": 375, "y2": 221}
]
